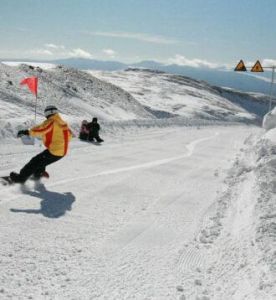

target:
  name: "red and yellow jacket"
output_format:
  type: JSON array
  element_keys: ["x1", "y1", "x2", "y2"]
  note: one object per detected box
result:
[{"x1": 29, "y1": 114, "x2": 72, "y2": 157}]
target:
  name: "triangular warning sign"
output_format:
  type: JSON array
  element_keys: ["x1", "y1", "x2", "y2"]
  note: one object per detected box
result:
[
  {"x1": 251, "y1": 60, "x2": 264, "y2": 72},
  {"x1": 234, "y1": 60, "x2": 247, "y2": 71}
]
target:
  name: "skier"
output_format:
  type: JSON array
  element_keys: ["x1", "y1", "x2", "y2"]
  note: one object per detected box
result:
[
  {"x1": 79, "y1": 120, "x2": 89, "y2": 141},
  {"x1": 9, "y1": 105, "x2": 72, "y2": 183},
  {"x1": 86, "y1": 117, "x2": 104, "y2": 142}
]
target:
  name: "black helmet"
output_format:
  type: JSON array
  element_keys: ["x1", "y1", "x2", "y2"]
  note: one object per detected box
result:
[
  {"x1": 92, "y1": 117, "x2": 98, "y2": 122},
  {"x1": 44, "y1": 105, "x2": 58, "y2": 117}
]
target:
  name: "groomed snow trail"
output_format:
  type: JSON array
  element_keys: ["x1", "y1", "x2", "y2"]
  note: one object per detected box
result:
[{"x1": 0, "y1": 125, "x2": 258, "y2": 299}]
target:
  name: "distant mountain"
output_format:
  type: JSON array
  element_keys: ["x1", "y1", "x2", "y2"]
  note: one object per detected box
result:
[
  {"x1": 1, "y1": 57, "x2": 274, "y2": 95},
  {"x1": 132, "y1": 60, "x2": 166, "y2": 70},
  {"x1": 53, "y1": 58, "x2": 127, "y2": 71},
  {"x1": 132, "y1": 61, "x2": 272, "y2": 95}
]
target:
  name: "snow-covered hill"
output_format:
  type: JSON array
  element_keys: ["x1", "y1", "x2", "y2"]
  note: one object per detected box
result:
[
  {"x1": 90, "y1": 68, "x2": 270, "y2": 123},
  {"x1": 1, "y1": 62, "x2": 270, "y2": 141},
  {"x1": 0, "y1": 63, "x2": 152, "y2": 139},
  {"x1": 2, "y1": 58, "x2": 270, "y2": 166}
]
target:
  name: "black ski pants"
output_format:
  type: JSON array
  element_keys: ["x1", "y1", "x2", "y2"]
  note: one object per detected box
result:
[{"x1": 19, "y1": 149, "x2": 63, "y2": 181}]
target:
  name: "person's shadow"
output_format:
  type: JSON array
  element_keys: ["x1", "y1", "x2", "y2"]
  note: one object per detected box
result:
[{"x1": 10, "y1": 183, "x2": 76, "y2": 218}]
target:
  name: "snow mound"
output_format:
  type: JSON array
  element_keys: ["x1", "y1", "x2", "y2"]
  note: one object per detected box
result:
[
  {"x1": 262, "y1": 107, "x2": 276, "y2": 130},
  {"x1": 253, "y1": 128, "x2": 276, "y2": 297},
  {"x1": 193, "y1": 127, "x2": 276, "y2": 299}
]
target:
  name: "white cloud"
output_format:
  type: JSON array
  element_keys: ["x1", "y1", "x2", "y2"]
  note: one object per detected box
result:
[
  {"x1": 83, "y1": 31, "x2": 178, "y2": 45},
  {"x1": 167, "y1": 55, "x2": 221, "y2": 69},
  {"x1": 45, "y1": 43, "x2": 65, "y2": 50},
  {"x1": 68, "y1": 48, "x2": 93, "y2": 59},
  {"x1": 103, "y1": 49, "x2": 116, "y2": 58},
  {"x1": 29, "y1": 49, "x2": 53, "y2": 56},
  {"x1": 23, "y1": 46, "x2": 93, "y2": 59},
  {"x1": 262, "y1": 59, "x2": 276, "y2": 67}
]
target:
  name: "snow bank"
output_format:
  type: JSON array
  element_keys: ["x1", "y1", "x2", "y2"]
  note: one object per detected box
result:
[
  {"x1": 100, "y1": 117, "x2": 244, "y2": 136},
  {"x1": 262, "y1": 107, "x2": 276, "y2": 130},
  {"x1": 253, "y1": 128, "x2": 276, "y2": 297},
  {"x1": 192, "y1": 126, "x2": 276, "y2": 299}
]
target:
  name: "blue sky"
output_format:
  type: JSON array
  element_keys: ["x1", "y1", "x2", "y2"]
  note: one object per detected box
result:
[{"x1": 0, "y1": 0, "x2": 276, "y2": 67}]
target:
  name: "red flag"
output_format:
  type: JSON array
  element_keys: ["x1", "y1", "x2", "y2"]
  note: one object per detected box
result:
[{"x1": 20, "y1": 77, "x2": 38, "y2": 96}]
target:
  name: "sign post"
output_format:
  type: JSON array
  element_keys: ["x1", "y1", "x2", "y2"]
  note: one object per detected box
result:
[{"x1": 234, "y1": 60, "x2": 276, "y2": 112}]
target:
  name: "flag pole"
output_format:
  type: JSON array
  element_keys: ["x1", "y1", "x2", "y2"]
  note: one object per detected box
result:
[
  {"x1": 34, "y1": 77, "x2": 38, "y2": 123},
  {"x1": 20, "y1": 76, "x2": 38, "y2": 123},
  {"x1": 35, "y1": 94, "x2": 37, "y2": 123}
]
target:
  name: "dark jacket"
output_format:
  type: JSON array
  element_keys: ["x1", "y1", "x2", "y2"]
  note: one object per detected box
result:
[{"x1": 87, "y1": 122, "x2": 100, "y2": 137}]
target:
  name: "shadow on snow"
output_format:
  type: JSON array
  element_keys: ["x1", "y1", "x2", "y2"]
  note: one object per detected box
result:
[{"x1": 10, "y1": 183, "x2": 76, "y2": 218}]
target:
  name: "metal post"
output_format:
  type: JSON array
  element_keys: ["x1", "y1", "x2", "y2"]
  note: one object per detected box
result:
[{"x1": 268, "y1": 66, "x2": 275, "y2": 112}]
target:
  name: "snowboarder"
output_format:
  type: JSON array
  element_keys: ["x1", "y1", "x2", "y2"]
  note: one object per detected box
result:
[
  {"x1": 86, "y1": 117, "x2": 104, "y2": 142},
  {"x1": 79, "y1": 120, "x2": 90, "y2": 141},
  {"x1": 9, "y1": 105, "x2": 72, "y2": 183}
]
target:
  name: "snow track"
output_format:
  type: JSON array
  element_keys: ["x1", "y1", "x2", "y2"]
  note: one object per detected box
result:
[
  {"x1": 50, "y1": 132, "x2": 218, "y2": 188},
  {"x1": 0, "y1": 125, "x2": 259, "y2": 299}
]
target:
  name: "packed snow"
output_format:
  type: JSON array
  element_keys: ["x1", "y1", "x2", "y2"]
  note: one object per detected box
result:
[{"x1": 0, "y1": 63, "x2": 275, "y2": 300}]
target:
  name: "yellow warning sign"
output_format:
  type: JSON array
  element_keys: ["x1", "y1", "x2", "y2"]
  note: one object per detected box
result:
[
  {"x1": 234, "y1": 60, "x2": 247, "y2": 71},
  {"x1": 251, "y1": 60, "x2": 264, "y2": 72}
]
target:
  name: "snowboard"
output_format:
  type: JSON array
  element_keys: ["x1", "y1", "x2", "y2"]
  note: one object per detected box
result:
[
  {"x1": 79, "y1": 139, "x2": 103, "y2": 145},
  {"x1": 0, "y1": 176, "x2": 14, "y2": 186},
  {"x1": 0, "y1": 172, "x2": 49, "y2": 186},
  {"x1": 91, "y1": 141, "x2": 103, "y2": 146}
]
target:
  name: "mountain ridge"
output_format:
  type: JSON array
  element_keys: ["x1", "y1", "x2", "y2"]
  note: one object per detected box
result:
[{"x1": 1, "y1": 57, "x2": 274, "y2": 95}]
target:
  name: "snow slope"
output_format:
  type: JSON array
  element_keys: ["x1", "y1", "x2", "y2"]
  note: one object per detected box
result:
[
  {"x1": 0, "y1": 63, "x2": 275, "y2": 299},
  {"x1": 0, "y1": 125, "x2": 265, "y2": 300},
  {"x1": 0, "y1": 124, "x2": 275, "y2": 299},
  {"x1": 0, "y1": 63, "x2": 152, "y2": 139},
  {"x1": 89, "y1": 68, "x2": 268, "y2": 123},
  {"x1": 0, "y1": 63, "x2": 268, "y2": 142}
]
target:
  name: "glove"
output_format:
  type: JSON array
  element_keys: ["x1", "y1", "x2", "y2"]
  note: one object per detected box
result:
[{"x1": 17, "y1": 130, "x2": 29, "y2": 138}]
